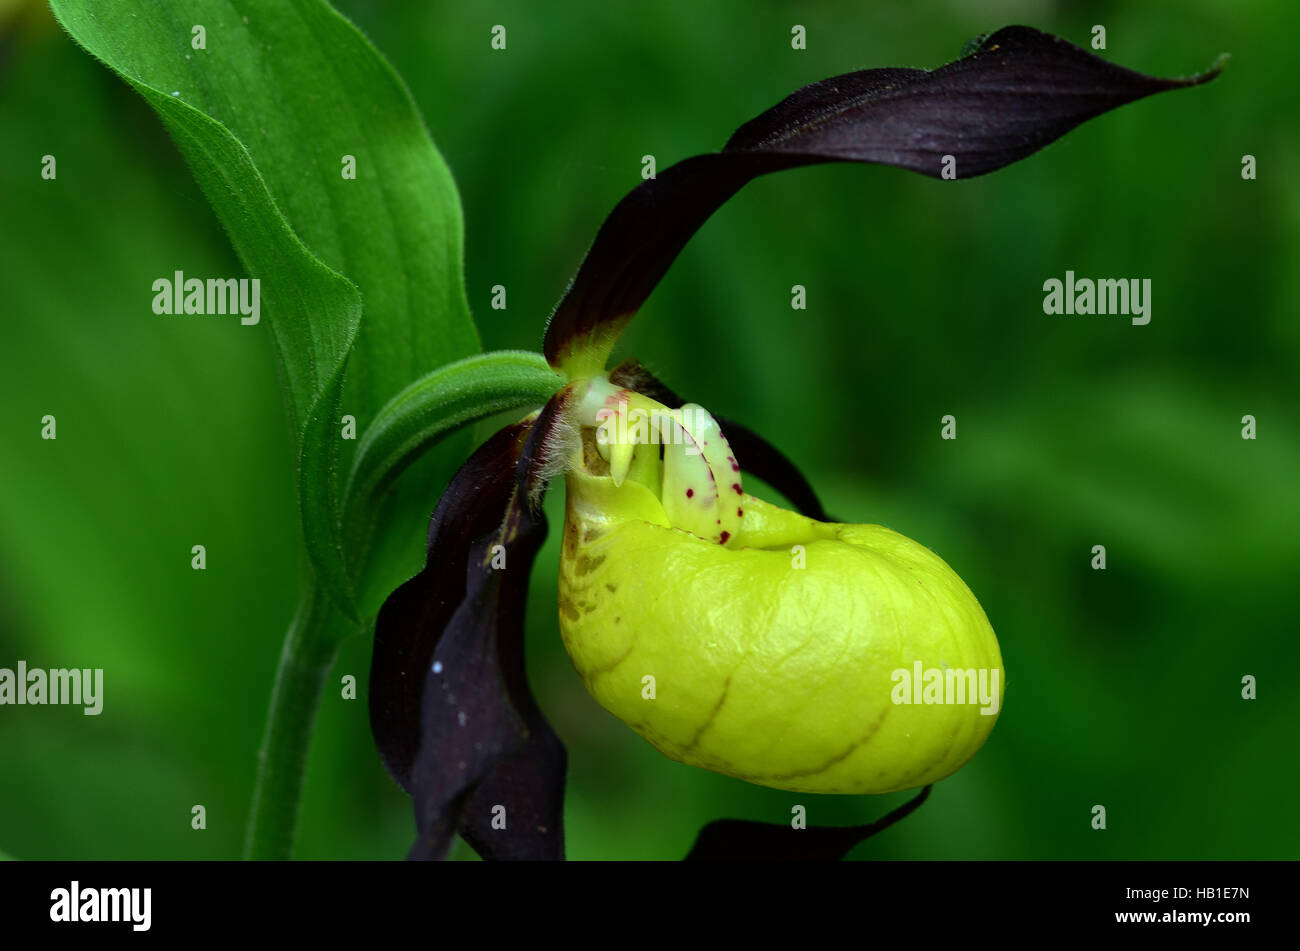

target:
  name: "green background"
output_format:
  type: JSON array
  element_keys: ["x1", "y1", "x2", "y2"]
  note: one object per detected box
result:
[{"x1": 1, "y1": 0, "x2": 1296, "y2": 859}]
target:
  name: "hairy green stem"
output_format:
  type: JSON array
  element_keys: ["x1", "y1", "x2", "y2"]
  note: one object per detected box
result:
[{"x1": 243, "y1": 576, "x2": 351, "y2": 860}]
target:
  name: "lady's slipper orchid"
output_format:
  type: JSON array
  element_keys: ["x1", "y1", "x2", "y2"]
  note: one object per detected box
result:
[{"x1": 369, "y1": 26, "x2": 1220, "y2": 860}]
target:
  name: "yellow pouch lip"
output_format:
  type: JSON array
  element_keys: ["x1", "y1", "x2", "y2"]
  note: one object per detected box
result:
[{"x1": 560, "y1": 433, "x2": 1003, "y2": 796}]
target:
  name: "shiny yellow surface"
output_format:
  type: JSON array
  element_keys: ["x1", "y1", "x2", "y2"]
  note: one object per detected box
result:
[{"x1": 558, "y1": 466, "x2": 1004, "y2": 794}]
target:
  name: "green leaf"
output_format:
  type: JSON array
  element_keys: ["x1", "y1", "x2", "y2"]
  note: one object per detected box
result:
[
  {"x1": 340, "y1": 350, "x2": 563, "y2": 613},
  {"x1": 49, "y1": 0, "x2": 481, "y2": 616}
]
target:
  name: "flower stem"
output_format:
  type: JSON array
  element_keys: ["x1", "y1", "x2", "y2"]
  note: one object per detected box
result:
[{"x1": 243, "y1": 574, "x2": 351, "y2": 860}]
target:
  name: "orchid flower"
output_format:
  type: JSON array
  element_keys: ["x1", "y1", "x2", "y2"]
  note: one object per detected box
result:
[{"x1": 368, "y1": 26, "x2": 1219, "y2": 861}]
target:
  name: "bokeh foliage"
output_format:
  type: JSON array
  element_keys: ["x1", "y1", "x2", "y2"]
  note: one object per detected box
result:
[{"x1": 1, "y1": 0, "x2": 1296, "y2": 859}]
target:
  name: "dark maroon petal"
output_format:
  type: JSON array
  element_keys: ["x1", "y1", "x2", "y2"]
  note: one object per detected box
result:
[
  {"x1": 685, "y1": 785, "x2": 932, "y2": 861},
  {"x1": 457, "y1": 711, "x2": 567, "y2": 861},
  {"x1": 370, "y1": 421, "x2": 531, "y2": 793},
  {"x1": 544, "y1": 26, "x2": 1222, "y2": 369},
  {"x1": 371, "y1": 391, "x2": 574, "y2": 861},
  {"x1": 609, "y1": 359, "x2": 826, "y2": 521},
  {"x1": 448, "y1": 396, "x2": 573, "y2": 861},
  {"x1": 406, "y1": 527, "x2": 542, "y2": 861}
]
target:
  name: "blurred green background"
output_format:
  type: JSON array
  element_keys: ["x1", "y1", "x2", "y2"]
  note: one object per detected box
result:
[{"x1": 1, "y1": 0, "x2": 1296, "y2": 860}]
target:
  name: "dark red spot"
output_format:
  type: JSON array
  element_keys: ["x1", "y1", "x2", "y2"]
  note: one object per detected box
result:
[
  {"x1": 685, "y1": 488, "x2": 694, "y2": 498},
  {"x1": 732, "y1": 483, "x2": 743, "y2": 495},
  {"x1": 737, "y1": 507, "x2": 744, "y2": 517},
  {"x1": 719, "y1": 531, "x2": 731, "y2": 544},
  {"x1": 727, "y1": 456, "x2": 740, "y2": 472}
]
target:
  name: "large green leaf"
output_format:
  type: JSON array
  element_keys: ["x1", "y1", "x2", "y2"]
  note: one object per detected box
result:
[{"x1": 49, "y1": 0, "x2": 482, "y2": 616}]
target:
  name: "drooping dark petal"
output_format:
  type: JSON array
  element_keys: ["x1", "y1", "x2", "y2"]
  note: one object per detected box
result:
[
  {"x1": 370, "y1": 390, "x2": 574, "y2": 861},
  {"x1": 457, "y1": 704, "x2": 567, "y2": 860},
  {"x1": 685, "y1": 785, "x2": 932, "y2": 862},
  {"x1": 369, "y1": 421, "x2": 532, "y2": 793},
  {"x1": 544, "y1": 26, "x2": 1222, "y2": 371},
  {"x1": 449, "y1": 396, "x2": 573, "y2": 861},
  {"x1": 406, "y1": 526, "x2": 542, "y2": 860},
  {"x1": 609, "y1": 359, "x2": 827, "y2": 520}
]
